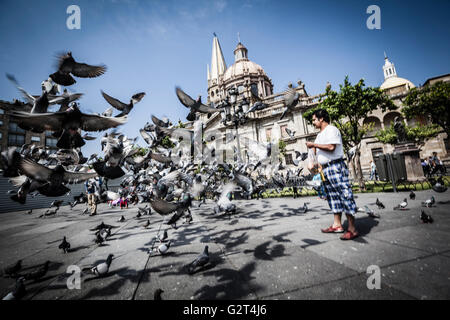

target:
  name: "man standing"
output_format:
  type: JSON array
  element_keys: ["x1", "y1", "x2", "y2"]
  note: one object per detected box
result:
[{"x1": 306, "y1": 109, "x2": 358, "y2": 240}]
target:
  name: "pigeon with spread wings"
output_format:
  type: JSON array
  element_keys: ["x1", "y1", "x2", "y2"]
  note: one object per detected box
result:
[
  {"x1": 11, "y1": 103, "x2": 127, "y2": 149},
  {"x1": 280, "y1": 85, "x2": 300, "y2": 120},
  {"x1": 17, "y1": 158, "x2": 97, "y2": 200},
  {"x1": 175, "y1": 87, "x2": 219, "y2": 121},
  {"x1": 101, "y1": 90, "x2": 145, "y2": 117},
  {"x1": 50, "y1": 51, "x2": 107, "y2": 86}
]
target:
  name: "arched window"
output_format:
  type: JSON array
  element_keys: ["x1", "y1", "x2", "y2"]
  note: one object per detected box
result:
[
  {"x1": 363, "y1": 116, "x2": 382, "y2": 136},
  {"x1": 383, "y1": 112, "x2": 402, "y2": 129}
]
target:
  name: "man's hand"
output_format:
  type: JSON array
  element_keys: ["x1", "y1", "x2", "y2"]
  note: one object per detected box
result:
[{"x1": 306, "y1": 142, "x2": 315, "y2": 149}]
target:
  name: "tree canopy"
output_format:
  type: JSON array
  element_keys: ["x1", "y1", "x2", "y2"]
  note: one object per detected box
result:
[{"x1": 402, "y1": 81, "x2": 450, "y2": 134}]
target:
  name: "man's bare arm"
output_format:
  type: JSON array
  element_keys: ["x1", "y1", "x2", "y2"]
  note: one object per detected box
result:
[{"x1": 313, "y1": 143, "x2": 336, "y2": 152}]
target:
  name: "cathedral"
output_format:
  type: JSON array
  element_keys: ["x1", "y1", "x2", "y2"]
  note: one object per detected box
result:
[{"x1": 192, "y1": 35, "x2": 449, "y2": 176}]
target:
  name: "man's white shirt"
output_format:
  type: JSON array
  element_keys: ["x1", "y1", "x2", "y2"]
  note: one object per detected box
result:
[{"x1": 314, "y1": 125, "x2": 344, "y2": 165}]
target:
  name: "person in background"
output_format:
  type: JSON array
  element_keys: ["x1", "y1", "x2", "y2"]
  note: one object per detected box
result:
[
  {"x1": 85, "y1": 178, "x2": 99, "y2": 216},
  {"x1": 369, "y1": 160, "x2": 378, "y2": 180}
]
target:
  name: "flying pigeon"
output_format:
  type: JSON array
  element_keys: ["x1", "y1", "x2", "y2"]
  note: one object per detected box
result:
[
  {"x1": 279, "y1": 85, "x2": 300, "y2": 120},
  {"x1": 50, "y1": 200, "x2": 64, "y2": 208},
  {"x1": 101, "y1": 90, "x2": 146, "y2": 117},
  {"x1": 11, "y1": 103, "x2": 127, "y2": 149},
  {"x1": 285, "y1": 128, "x2": 295, "y2": 140},
  {"x1": 245, "y1": 101, "x2": 268, "y2": 114},
  {"x1": 50, "y1": 51, "x2": 107, "y2": 86},
  {"x1": 175, "y1": 87, "x2": 219, "y2": 120}
]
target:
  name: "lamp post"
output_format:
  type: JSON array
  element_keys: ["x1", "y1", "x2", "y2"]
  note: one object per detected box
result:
[{"x1": 221, "y1": 87, "x2": 249, "y2": 163}]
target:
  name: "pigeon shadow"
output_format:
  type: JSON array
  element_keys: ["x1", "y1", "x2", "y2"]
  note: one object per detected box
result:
[
  {"x1": 300, "y1": 238, "x2": 324, "y2": 249},
  {"x1": 66, "y1": 245, "x2": 91, "y2": 253},
  {"x1": 192, "y1": 262, "x2": 261, "y2": 300},
  {"x1": 272, "y1": 231, "x2": 294, "y2": 243}
]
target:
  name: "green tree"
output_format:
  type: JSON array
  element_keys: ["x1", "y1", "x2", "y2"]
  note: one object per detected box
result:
[
  {"x1": 161, "y1": 136, "x2": 175, "y2": 149},
  {"x1": 402, "y1": 81, "x2": 450, "y2": 134},
  {"x1": 376, "y1": 122, "x2": 441, "y2": 147},
  {"x1": 304, "y1": 76, "x2": 397, "y2": 190},
  {"x1": 278, "y1": 139, "x2": 287, "y2": 163},
  {"x1": 176, "y1": 119, "x2": 186, "y2": 129}
]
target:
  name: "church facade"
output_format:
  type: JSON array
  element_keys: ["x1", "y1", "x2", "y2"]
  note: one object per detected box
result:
[{"x1": 195, "y1": 35, "x2": 449, "y2": 175}]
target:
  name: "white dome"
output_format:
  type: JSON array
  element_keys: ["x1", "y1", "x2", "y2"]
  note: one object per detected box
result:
[
  {"x1": 223, "y1": 59, "x2": 267, "y2": 82},
  {"x1": 380, "y1": 76, "x2": 415, "y2": 90}
]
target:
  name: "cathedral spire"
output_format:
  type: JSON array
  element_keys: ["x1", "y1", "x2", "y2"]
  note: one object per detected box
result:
[
  {"x1": 210, "y1": 33, "x2": 227, "y2": 81},
  {"x1": 382, "y1": 52, "x2": 397, "y2": 80}
]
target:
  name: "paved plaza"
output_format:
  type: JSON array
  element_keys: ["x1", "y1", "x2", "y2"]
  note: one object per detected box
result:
[{"x1": 0, "y1": 189, "x2": 449, "y2": 300}]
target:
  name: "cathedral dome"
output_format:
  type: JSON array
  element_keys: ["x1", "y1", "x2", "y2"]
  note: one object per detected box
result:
[
  {"x1": 380, "y1": 76, "x2": 415, "y2": 90},
  {"x1": 222, "y1": 42, "x2": 269, "y2": 83},
  {"x1": 223, "y1": 59, "x2": 267, "y2": 82}
]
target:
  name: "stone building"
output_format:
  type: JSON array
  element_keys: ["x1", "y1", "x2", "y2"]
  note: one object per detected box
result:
[
  {"x1": 193, "y1": 35, "x2": 449, "y2": 175},
  {"x1": 0, "y1": 110, "x2": 58, "y2": 153},
  {"x1": 358, "y1": 55, "x2": 449, "y2": 173}
]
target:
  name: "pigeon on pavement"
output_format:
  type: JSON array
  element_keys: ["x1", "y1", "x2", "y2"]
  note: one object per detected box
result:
[
  {"x1": 187, "y1": 245, "x2": 210, "y2": 274},
  {"x1": 393, "y1": 198, "x2": 408, "y2": 210},
  {"x1": 2, "y1": 277, "x2": 26, "y2": 300},
  {"x1": 376, "y1": 198, "x2": 385, "y2": 209},
  {"x1": 82, "y1": 254, "x2": 114, "y2": 277},
  {"x1": 58, "y1": 236, "x2": 71, "y2": 253},
  {"x1": 420, "y1": 210, "x2": 433, "y2": 223}
]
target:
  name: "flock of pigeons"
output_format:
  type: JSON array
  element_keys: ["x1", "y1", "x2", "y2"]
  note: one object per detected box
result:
[
  {"x1": 0, "y1": 51, "x2": 315, "y2": 300},
  {"x1": 0, "y1": 52, "x2": 447, "y2": 300},
  {"x1": 377, "y1": 190, "x2": 436, "y2": 223}
]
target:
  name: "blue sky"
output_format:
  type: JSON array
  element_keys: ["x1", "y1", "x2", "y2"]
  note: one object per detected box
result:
[{"x1": 1, "y1": 0, "x2": 449, "y2": 156}]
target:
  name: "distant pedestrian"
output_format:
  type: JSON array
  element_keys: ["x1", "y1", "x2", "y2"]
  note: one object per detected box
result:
[
  {"x1": 85, "y1": 178, "x2": 100, "y2": 216},
  {"x1": 369, "y1": 160, "x2": 378, "y2": 180},
  {"x1": 306, "y1": 109, "x2": 358, "y2": 240}
]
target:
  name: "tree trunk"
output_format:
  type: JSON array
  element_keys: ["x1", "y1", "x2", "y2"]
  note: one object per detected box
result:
[
  {"x1": 354, "y1": 151, "x2": 366, "y2": 191},
  {"x1": 348, "y1": 156, "x2": 357, "y2": 182}
]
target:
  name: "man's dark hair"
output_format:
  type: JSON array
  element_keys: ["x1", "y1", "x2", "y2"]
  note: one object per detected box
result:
[{"x1": 312, "y1": 109, "x2": 330, "y2": 123}]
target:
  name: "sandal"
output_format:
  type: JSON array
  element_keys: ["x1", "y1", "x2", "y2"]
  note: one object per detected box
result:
[
  {"x1": 321, "y1": 226, "x2": 344, "y2": 233},
  {"x1": 340, "y1": 230, "x2": 359, "y2": 240}
]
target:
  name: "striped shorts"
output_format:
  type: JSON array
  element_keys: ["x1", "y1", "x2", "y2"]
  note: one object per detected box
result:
[{"x1": 322, "y1": 160, "x2": 357, "y2": 216}]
